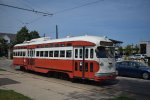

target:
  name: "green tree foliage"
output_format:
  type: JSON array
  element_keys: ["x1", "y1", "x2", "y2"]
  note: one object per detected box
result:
[
  {"x1": 15, "y1": 26, "x2": 40, "y2": 44},
  {"x1": 133, "y1": 44, "x2": 139, "y2": 54},
  {"x1": 118, "y1": 46, "x2": 123, "y2": 55},
  {"x1": 16, "y1": 26, "x2": 30, "y2": 44},
  {"x1": 0, "y1": 37, "x2": 8, "y2": 57},
  {"x1": 29, "y1": 31, "x2": 40, "y2": 40},
  {"x1": 124, "y1": 45, "x2": 132, "y2": 56},
  {"x1": 117, "y1": 44, "x2": 140, "y2": 56}
]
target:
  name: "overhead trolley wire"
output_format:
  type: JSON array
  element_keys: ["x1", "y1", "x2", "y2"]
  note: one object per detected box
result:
[
  {"x1": 54, "y1": 0, "x2": 103, "y2": 14},
  {"x1": 0, "y1": 0, "x2": 103, "y2": 26},
  {"x1": 26, "y1": 0, "x2": 103, "y2": 24},
  {"x1": 0, "y1": 3, "x2": 53, "y2": 16}
]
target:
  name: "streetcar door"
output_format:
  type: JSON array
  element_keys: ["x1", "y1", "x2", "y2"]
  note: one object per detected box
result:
[
  {"x1": 74, "y1": 47, "x2": 86, "y2": 79},
  {"x1": 22, "y1": 50, "x2": 27, "y2": 66},
  {"x1": 27, "y1": 49, "x2": 35, "y2": 70}
]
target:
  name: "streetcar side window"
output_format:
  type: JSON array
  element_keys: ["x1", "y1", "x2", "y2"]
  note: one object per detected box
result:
[
  {"x1": 36, "y1": 51, "x2": 39, "y2": 57},
  {"x1": 66, "y1": 50, "x2": 72, "y2": 58},
  {"x1": 49, "y1": 51, "x2": 53, "y2": 57},
  {"x1": 75, "y1": 49, "x2": 78, "y2": 58},
  {"x1": 54, "y1": 51, "x2": 59, "y2": 57},
  {"x1": 18, "y1": 52, "x2": 20, "y2": 56},
  {"x1": 18, "y1": 52, "x2": 19, "y2": 56},
  {"x1": 40, "y1": 51, "x2": 44, "y2": 57},
  {"x1": 79, "y1": 49, "x2": 83, "y2": 58},
  {"x1": 21, "y1": 52, "x2": 23, "y2": 56},
  {"x1": 90, "y1": 49, "x2": 93, "y2": 58},
  {"x1": 60, "y1": 50, "x2": 65, "y2": 57},
  {"x1": 15, "y1": 52, "x2": 17, "y2": 56},
  {"x1": 19, "y1": 52, "x2": 21, "y2": 56},
  {"x1": 85, "y1": 49, "x2": 89, "y2": 58},
  {"x1": 30, "y1": 50, "x2": 33, "y2": 57},
  {"x1": 17, "y1": 52, "x2": 19, "y2": 56},
  {"x1": 45, "y1": 51, "x2": 48, "y2": 57},
  {"x1": 28, "y1": 50, "x2": 30, "y2": 57},
  {"x1": 16, "y1": 52, "x2": 18, "y2": 56},
  {"x1": 33, "y1": 50, "x2": 35, "y2": 57},
  {"x1": 23, "y1": 52, "x2": 25, "y2": 56}
]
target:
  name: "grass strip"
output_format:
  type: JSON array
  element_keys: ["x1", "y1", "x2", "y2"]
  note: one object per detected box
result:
[
  {"x1": 0, "y1": 89, "x2": 32, "y2": 100},
  {"x1": 0, "y1": 68, "x2": 5, "y2": 71}
]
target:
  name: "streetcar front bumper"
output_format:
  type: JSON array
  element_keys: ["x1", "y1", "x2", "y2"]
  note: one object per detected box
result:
[{"x1": 94, "y1": 72, "x2": 116, "y2": 81}]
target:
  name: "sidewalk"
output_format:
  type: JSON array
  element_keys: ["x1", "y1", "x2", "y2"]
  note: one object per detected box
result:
[{"x1": 0, "y1": 70, "x2": 112, "y2": 100}]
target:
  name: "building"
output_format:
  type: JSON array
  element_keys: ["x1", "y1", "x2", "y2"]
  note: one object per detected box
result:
[
  {"x1": 0, "y1": 33, "x2": 16, "y2": 58},
  {"x1": 109, "y1": 39, "x2": 123, "y2": 47},
  {"x1": 0, "y1": 33, "x2": 16, "y2": 44},
  {"x1": 140, "y1": 41, "x2": 150, "y2": 57}
]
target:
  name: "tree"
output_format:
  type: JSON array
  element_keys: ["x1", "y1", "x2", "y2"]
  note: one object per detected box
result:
[
  {"x1": 15, "y1": 26, "x2": 30, "y2": 44},
  {"x1": 124, "y1": 45, "x2": 132, "y2": 56},
  {"x1": 15, "y1": 26, "x2": 40, "y2": 44},
  {"x1": 118, "y1": 46, "x2": 123, "y2": 55},
  {"x1": 29, "y1": 31, "x2": 40, "y2": 40},
  {"x1": 133, "y1": 44, "x2": 139, "y2": 54},
  {"x1": 0, "y1": 37, "x2": 8, "y2": 57}
]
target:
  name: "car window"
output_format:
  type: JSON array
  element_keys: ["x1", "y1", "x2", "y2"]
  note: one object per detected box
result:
[
  {"x1": 117, "y1": 62, "x2": 128, "y2": 67},
  {"x1": 128, "y1": 61, "x2": 145, "y2": 68},
  {"x1": 128, "y1": 62, "x2": 137, "y2": 67}
]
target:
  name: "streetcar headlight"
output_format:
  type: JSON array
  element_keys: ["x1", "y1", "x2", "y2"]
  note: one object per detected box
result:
[{"x1": 100, "y1": 62, "x2": 104, "y2": 66}]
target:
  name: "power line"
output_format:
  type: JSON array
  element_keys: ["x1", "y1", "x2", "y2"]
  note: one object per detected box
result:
[
  {"x1": 0, "y1": 0, "x2": 103, "y2": 26},
  {"x1": 27, "y1": 0, "x2": 103, "y2": 25},
  {"x1": 0, "y1": 3, "x2": 53, "y2": 16},
  {"x1": 22, "y1": 0, "x2": 52, "y2": 15},
  {"x1": 54, "y1": 0, "x2": 103, "y2": 14}
]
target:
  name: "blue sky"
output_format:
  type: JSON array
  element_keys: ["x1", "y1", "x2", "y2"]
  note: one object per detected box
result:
[{"x1": 0, "y1": 0, "x2": 150, "y2": 45}]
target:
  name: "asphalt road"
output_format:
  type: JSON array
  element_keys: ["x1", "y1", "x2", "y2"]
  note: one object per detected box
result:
[{"x1": 0, "y1": 59, "x2": 150, "y2": 100}]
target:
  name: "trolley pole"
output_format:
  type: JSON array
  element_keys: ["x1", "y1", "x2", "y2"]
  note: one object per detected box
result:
[{"x1": 56, "y1": 25, "x2": 58, "y2": 39}]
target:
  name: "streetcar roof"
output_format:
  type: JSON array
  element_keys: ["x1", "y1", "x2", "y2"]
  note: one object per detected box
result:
[{"x1": 14, "y1": 35, "x2": 112, "y2": 47}]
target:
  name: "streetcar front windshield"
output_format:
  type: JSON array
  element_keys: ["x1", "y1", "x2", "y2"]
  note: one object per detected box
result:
[{"x1": 96, "y1": 46, "x2": 115, "y2": 58}]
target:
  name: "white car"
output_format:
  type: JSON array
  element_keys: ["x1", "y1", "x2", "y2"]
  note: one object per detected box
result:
[
  {"x1": 129, "y1": 54, "x2": 147, "y2": 60},
  {"x1": 134, "y1": 54, "x2": 146, "y2": 60}
]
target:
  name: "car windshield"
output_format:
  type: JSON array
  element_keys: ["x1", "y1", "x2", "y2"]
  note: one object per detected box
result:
[{"x1": 96, "y1": 46, "x2": 115, "y2": 58}]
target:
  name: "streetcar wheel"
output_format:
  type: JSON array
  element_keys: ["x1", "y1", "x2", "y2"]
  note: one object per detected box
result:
[
  {"x1": 70, "y1": 78, "x2": 76, "y2": 83},
  {"x1": 20, "y1": 66, "x2": 25, "y2": 71},
  {"x1": 142, "y1": 72, "x2": 149, "y2": 79}
]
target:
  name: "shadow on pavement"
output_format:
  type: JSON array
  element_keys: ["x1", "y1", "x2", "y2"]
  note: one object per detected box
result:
[{"x1": 0, "y1": 78, "x2": 20, "y2": 86}]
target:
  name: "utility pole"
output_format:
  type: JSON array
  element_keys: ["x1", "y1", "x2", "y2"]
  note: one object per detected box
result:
[
  {"x1": 43, "y1": 33, "x2": 45, "y2": 37},
  {"x1": 56, "y1": 25, "x2": 58, "y2": 39}
]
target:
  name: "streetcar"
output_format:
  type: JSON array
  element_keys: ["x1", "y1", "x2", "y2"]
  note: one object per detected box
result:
[{"x1": 13, "y1": 35, "x2": 116, "y2": 82}]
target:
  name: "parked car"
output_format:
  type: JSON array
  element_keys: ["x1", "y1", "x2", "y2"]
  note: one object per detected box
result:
[
  {"x1": 129, "y1": 54, "x2": 147, "y2": 60},
  {"x1": 116, "y1": 61, "x2": 150, "y2": 79},
  {"x1": 134, "y1": 54, "x2": 146, "y2": 60},
  {"x1": 115, "y1": 55, "x2": 123, "y2": 61},
  {"x1": 129, "y1": 55, "x2": 136, "y2": 60}
]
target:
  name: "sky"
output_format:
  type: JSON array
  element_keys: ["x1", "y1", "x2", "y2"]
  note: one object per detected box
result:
[{"x1": 0, "y1": 0, "x2": 150, "y2": 45}]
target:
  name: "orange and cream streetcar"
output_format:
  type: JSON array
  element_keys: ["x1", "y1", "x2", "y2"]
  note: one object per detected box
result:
[{"x1": 13, "y1": 35, "x2": 116, "y2": 82}]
